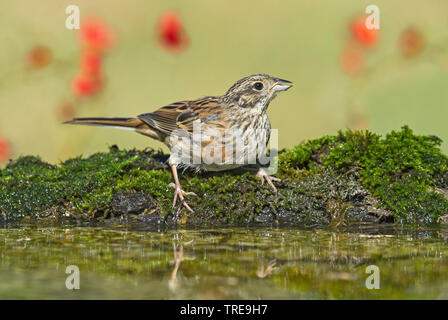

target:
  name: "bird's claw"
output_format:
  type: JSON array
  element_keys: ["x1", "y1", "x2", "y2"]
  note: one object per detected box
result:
[
  {"x1": 255, "y1": 169, "x2": 281, "y2": 193},
  {"x1": 168, "y1": 182, "x2": 196, "y2": 213}
]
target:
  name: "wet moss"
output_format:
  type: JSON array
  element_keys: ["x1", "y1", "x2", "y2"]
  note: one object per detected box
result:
[
  {"x1": 279, "y1": 126, "x2": 448, "y2": 225},
  {"x1": 1, "y1": 126, "x2": 447, "y2": 225}
]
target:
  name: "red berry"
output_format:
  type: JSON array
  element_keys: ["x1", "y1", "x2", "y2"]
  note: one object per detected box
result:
[
  {"x1": 80, "y1": 51, "x2": 102, "y2": 75},
  {"x1": 398, "y1": 27, "x2": 425, "y2": 58},
  {"x1": 340, "y1": 42, "x2": 364, "y2": 75},
  {"x1": 158, "y1": 12, "x2": 189, "y2": 52},
  {"x1": 72, "y1": 74, "x2": 102, "y2": 97},
  {"x1": 350, "y1": 16, "x2": 378, "y2": 48},
  {"x1": 0, "y1": 138, "x2": 11, "y2": 163},
  {"x1": 27, "y1": 46, "x2": 52, "y2": 69},
  {"x1": 80, "y1": 18, "x2": 114, "y2": 52},
  {"x1": 55, "y1": 100, "x2": 76, "y2": 121}
]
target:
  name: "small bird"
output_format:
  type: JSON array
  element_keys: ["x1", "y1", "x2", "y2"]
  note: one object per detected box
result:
[{"x1": 65, "y1": 74, "x2": 292, "y2": 212}]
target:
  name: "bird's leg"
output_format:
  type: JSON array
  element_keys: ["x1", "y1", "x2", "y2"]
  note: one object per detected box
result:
[
  {"x1": 244, "y1": 167, "x2": 281, "y2": 194},
  {"x1": 168, "y1": 164, "x2": 196, "y2": 213}
]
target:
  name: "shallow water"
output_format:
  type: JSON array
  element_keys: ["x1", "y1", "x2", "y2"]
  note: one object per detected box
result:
[{"x1": 0, "y1": 223, "x2": 447, "y2": 299}]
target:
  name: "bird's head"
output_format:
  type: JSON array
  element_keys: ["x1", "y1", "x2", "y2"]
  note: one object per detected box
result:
[{"x1": 223, "y1": 74, "x2": 292, "y2": 111}]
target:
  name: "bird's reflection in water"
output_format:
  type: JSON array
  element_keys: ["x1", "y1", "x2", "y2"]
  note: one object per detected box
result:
[{"x1": 168, "y1": 239, "x2": 194, "y2": 291}]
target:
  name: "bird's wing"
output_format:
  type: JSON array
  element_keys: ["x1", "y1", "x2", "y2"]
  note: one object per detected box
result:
[
  {"x1": 137, "y1": 97, "x2": 227, "y2": 136},
  {"x1": 138, "y1": 101, "x2": 188, "y2": 135}
]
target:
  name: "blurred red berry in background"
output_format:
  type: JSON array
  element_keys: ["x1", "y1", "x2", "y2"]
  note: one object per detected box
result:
[
  {"x1": 0, "y1": 138, "x2": 11, "y2": 163},
  {"x1": 80, "y1": 51, "x2": 102, "y2": 75},
  {"x1": 158, "y1": 12, "x2": 189, "y2": 52},
  {"x1": 27, "y1": 45, "x2": 52, "y2": 69},
  {"x1": 350, "y1": 16, "x2": 378, "y2": 48},
  {"x1": 71, "y1": 17, "x2": 113, "y2": 98},
  {"x1": 80, "y1": 17, "x2": 115, "y2": 52},
  {"x1": 352, "y1": 116, "x2": 370, "y2": 130},
  {"x1": 398, "y1": 27, "x2": 425, "y2": 58},
  {"x1": 340, "y1": 42, "x2": 364, "y2": 75},
  {"x1": 72, "y1": 74, "x2": 102, "y2": 97},
  {"x1": 55, "y1": 100, "x2": 76, "y2": 121}
]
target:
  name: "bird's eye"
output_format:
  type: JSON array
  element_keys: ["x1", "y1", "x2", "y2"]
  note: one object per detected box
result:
[{"x1": 254, "y1": 82, "x2": 264, "y2": 90}]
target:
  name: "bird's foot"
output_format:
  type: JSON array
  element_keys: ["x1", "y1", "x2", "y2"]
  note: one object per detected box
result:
[
  {"x1": 255, "y1": 168, "x2": 281, "y2": 194},
  {"x1": 168, "y1": 182, "x2": 197, "y2": 213}
]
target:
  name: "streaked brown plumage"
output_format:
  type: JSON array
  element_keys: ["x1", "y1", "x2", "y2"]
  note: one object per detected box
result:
[{"x1": 65, "y1": 74, "x2": 292, "y2": 212}]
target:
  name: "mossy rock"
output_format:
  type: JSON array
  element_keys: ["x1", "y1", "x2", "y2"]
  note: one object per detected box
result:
[{"x1": 1, "y1": 126, "x2": 447, "y2": 226}]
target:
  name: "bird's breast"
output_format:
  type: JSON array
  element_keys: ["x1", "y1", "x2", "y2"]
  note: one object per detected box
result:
[{"x1": 167, "y1": 111, "x2": 271, "y2": 171}]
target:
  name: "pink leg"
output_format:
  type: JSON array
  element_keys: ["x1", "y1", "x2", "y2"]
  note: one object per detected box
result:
[
  {"x1": 168, "y1": 164, "x2": 196, "y2": 212},
  {"x1": 245, "y1": 167, "x2": 281, "y2": 193}
]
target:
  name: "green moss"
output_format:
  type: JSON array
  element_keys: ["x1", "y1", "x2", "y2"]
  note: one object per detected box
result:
[
  {"x1": 0, "y1": 148, "x2": 173, "y2": 219},
  {"x1": 1, "y1": 126, "x2": 447, "y2": 225},
  {"x1": 279, "y1": 126, "x2": 448, "y2": 225}
]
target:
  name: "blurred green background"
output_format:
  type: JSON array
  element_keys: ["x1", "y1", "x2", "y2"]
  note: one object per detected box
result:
[{"x1": 1, "y1": 0, "x2": 448, "y2": 165}]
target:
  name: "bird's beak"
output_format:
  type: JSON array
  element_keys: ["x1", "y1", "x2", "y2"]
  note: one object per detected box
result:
[{"x1": 271, "y1": 78, "x2": 293, "y2": 92}]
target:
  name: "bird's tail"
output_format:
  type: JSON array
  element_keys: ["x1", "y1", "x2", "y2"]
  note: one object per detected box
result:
[
  {"x1": 64, "y1": 117, "x2": 143, "y2": 130},
  {"x1": 64, "y1": 117, "x2": 162, "y2": 139}
]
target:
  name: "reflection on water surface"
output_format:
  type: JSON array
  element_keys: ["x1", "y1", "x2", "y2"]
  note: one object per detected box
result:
[{"x1": 0, "y1": 223, "x2": 447, "y2": 299}]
